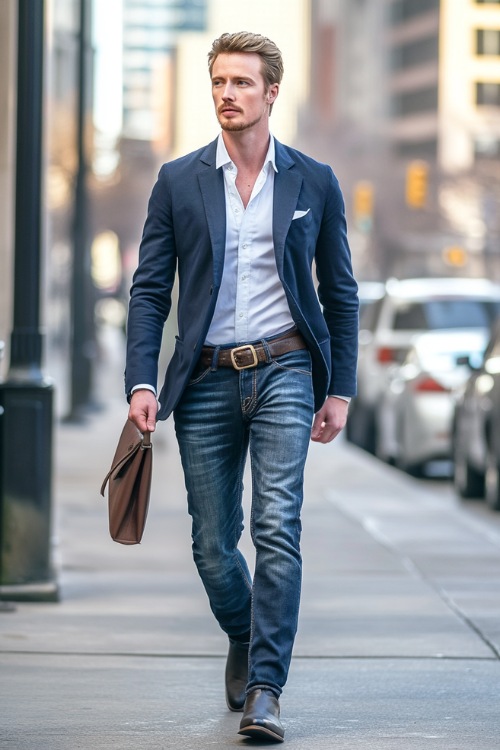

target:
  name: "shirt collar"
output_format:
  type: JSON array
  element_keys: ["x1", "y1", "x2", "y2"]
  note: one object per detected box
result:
[{"x1": 216, "y1": 133, "x2": 278, "y2": 173}]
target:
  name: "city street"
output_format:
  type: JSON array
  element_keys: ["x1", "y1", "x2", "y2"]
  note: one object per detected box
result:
[
  {"x1": 2, "y1": 1, "x2": 500, "y2": 749},
  {"x1": 1, "y1": 327, "x2": 500, "y2": 749}
]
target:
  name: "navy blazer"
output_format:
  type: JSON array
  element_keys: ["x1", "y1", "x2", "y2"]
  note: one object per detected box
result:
[{"x1": 125, "y1": 137, "x2": 358, "y2": 420}]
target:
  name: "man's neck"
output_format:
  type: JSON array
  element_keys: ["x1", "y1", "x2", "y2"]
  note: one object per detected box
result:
[{"x1": 221, "y1": 128, "x2": 271, "y2": 173}]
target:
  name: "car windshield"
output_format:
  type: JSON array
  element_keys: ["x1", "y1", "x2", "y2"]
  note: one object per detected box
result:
[{"x1": 393, "y1": 299, "x2": 500, "y2": 331}]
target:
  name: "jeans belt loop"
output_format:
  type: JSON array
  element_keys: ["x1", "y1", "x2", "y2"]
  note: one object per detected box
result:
[
  {"x1": 260, "y1": 338, "x2": 272, "y2": 364},
  {"x1": 210, "y1": 345, "x2": 220, "y2": 371}
]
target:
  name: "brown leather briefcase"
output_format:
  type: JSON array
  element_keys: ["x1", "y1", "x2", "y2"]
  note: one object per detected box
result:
[{"x1": 100, "y1": 419, "x2": 152, "y2": 544}]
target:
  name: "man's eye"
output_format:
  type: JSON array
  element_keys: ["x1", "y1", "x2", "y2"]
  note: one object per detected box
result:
[{"x1": 237, "y1": 80, "x2": 249, "y2": 86}]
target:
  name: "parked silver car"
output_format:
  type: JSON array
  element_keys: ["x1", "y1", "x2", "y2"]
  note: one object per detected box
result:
[
  {"x1": 453, "y1": 319, "x2": 500, "y2": 510},
  {"x1": 348, "y1": 277, "x2": 500, "y2": 453},
  {"x1": 376, "y1": 330, "x2": 488, "y2": 475}
]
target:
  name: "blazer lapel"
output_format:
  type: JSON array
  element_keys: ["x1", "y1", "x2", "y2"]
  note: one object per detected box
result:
[
  {"x1": 197, "y1": 140, "x2": 226, "y2": 282},
  {"x1": 273, "y1": 141, "x2": 303, "y2": 275}
]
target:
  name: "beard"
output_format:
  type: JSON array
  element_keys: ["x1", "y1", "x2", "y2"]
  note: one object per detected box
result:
[{"x1": 216, "y1": 110, "x2": 264, "y2": 132}]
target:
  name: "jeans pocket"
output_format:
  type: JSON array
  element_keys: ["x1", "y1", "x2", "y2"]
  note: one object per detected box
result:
[
  {"x1": 187, "y1": 365, "x2": 211, "y2": 386},
  {"x1": 272, "y1": 349, "x2": 312, "y2": 376}
]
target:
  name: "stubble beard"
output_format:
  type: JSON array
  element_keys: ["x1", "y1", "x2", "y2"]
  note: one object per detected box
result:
[{"x1": 217, "y1": 111, "x2": 265, "y2": 133}]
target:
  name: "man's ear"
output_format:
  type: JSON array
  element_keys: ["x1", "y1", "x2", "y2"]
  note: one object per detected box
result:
[{"x1": 267, "y1": 84, "x2": 279, "y2": 103}]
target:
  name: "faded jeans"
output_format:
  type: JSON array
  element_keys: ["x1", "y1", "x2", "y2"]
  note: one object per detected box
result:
[{"x1": 173, "y1": 343, "x2": 314, "y2": 696}]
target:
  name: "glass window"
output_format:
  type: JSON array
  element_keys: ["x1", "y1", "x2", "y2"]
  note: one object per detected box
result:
[
  {"x1": 360, "y1": 298, "x2": 383, "y2": 332},
  {"x1": 393, "y1": 300, "x2": 500, "y2": 331},
  {"x1": 392, "y1": 86, "x2": 439, "y2": 116},
  {"x1": 395, "y1": 139, "x2": 437, "y2": 159},
  {"x1": 476, "y1": 29, "x2": 500, "y2": 55},
  {"x1": 476, "y1": 82, "x2": 500, "y2": 106},
  {"x1": 391, "y1": 35, "x2": 439, "y2": 70},
  {"x1": 391, "y1": 0, "x2": 439, "y2": 24},
  {"x1": 475, "y1": 134, "x2": 500, "y2": 158}
]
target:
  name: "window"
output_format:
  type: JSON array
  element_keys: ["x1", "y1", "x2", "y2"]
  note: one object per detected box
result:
[
  {"x1": 395, "y1": 139, "x2": 437, "y2": 159},
  {"x1": 393, "y1": 300, "x2": 500, "y2": 331},
  {"x1": 476, "y1": 82, "x2": 500, "y2": 106},
  {"x1": 475, "y1": 134, "x2": 500, "y2": 158},
  {"x1": 476, "y1": 29, "x2": 500, "y2": 55},
  {"x1": 392, "y1": 86, "x2": 438, "y2": 116},
  {"x1": 391, "y1": 0, "x2": 439, "y2": 24},
  {"x1": 391, "y1": 35, "x2": 439, "y2": 70}
]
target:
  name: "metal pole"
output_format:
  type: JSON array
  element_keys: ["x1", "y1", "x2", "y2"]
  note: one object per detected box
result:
[
  {"x1": 0, "y1": 0, "x2": 58, "y2": 602},
  {"x1": 68, "y1": 0, "x2": 96, "y2": 419}
]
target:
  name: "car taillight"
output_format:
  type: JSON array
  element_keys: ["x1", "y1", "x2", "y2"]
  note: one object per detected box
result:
[
  {"x1": 413, "y1": 376, "x2": 449, "y2": 393},
  {"x1": 377, "y1": 346, "x2": 398, "y2": 363}
]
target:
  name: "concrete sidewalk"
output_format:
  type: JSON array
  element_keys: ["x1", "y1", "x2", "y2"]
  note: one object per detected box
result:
[{"x1": 1, "y1": 327, "x2": 500, "y2": 749}]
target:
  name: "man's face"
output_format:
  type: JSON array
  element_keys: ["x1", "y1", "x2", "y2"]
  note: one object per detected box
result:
[{"x1": 211, "y1": 52, "x2": 278, "y2": 133}]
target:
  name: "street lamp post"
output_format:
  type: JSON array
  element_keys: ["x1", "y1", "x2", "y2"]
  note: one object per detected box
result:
[
  {"x1": 68, "y1": 0, "x2": 96, "y2": 420},
  {"x1": 0, "y1": 0, "x2": 58, "y2": 601}
]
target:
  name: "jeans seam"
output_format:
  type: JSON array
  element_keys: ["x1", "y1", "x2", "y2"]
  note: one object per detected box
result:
[
  {"x1": 240, "y1": 369, "x2": 258, "y2": 416},
  {"x1": 187, "y1": 367, "x2": 211, "y2": 386},
  {"x1": 271, "y1": 361, "x2": 312, "y2": 376}
]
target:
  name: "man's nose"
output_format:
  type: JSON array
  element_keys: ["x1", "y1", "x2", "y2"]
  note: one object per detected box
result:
[{"x1": 221, "y1": 82, "x2": 235, "y2": 100}]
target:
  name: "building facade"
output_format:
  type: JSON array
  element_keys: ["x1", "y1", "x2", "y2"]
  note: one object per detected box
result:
[
  {"x1": 122, "y1": 0, "x2": 207, "y2": 142},
  {"x1": 301, "y1": 0, "x2": 500, "y2": 279}
]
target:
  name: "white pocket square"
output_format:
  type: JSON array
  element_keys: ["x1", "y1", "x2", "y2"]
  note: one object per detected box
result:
[{"x1": 292, "y1": 209, "x2": 310, "y2": 220}]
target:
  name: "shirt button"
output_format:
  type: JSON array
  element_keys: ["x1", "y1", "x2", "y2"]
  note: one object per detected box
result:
[
  {"x1": 242, "y1": 244, "x2": 247, "y2": 249},
  {"x1": 235, "y1": 208, "x2": 239, "y2": 213},
  {"x1": 239, "y1": 312, "x2": 244, "y2": 318}
]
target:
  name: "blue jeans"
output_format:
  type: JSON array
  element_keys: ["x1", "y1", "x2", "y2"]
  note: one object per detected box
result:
[{"x1": 173, "y1": 343, "x2": 314, "y2": 696}]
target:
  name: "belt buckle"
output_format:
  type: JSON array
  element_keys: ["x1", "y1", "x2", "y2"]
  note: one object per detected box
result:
[{"x1": 230, "y1": 344, "x2": 258, "y2": 370}]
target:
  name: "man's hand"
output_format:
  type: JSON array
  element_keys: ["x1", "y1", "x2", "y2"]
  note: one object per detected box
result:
[
  {"x1": 128, "y1": 389, "x2": 158, "y2": 434},
  {"x1": 311, "y1": 397, "x2": 349, "y2": 444}
]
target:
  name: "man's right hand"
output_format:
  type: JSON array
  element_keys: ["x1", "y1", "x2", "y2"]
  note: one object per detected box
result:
[{"x1": 128, "y1": 389, "x2": 158, "y2": 434}]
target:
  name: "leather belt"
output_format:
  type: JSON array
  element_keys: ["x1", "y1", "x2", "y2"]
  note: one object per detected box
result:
[{"x1": 199, "y1": 329, "x2": 307, "y2": 371}]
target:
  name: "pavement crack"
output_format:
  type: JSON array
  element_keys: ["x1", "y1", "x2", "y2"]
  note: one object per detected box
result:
[{"x1": 328, "y1": 499, "x2": 500, "y2": 661}]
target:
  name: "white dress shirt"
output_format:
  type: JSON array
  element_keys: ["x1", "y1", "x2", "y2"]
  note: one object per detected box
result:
[{"x1": 205, "y1": 134, "x2": 294, "y2": 345}]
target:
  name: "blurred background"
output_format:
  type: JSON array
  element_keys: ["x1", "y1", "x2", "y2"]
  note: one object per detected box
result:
[
  {"x1": 1, "y1": 0, "x2": 500, "y2": 607},
  {"x1": 1, "y1": 0, "x2": 500, "y2": 416}
]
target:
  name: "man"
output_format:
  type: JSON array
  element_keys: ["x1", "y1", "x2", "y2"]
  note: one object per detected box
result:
[{"x1": 126, "y1": 31, "x2": 358, "y2": 743}]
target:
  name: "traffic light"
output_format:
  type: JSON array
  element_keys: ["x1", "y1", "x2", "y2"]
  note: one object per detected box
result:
[
  {"x1": 406, "y1": 160, "x2": 428, "y2": 208},
  {"x1": 353, "y1": 181, "x2": 374, "y2": 232},
  {"x1": 443, "y1": 245, "x2": 467, "y2": 267}
]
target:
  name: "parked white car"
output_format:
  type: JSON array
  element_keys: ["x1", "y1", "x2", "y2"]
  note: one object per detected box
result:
[
  {"x1": 348, "y1": 277, "x2": 500, "y2": 453},
  {"x1": 376, "y1": 329, "x2": 488, "y2": 475}
]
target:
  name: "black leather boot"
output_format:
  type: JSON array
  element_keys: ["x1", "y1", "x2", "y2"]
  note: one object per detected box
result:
[
  {"x1": 238, "y1": 688, "x2": 284, "y2": 742},
  {"x1": 225, "y1": 639, "x2": 249, "y2": 711}
]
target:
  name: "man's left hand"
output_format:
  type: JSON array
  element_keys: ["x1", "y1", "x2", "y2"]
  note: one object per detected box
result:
[{"x1": 311, "y1": 397, "x2": 349, "y2": 444}]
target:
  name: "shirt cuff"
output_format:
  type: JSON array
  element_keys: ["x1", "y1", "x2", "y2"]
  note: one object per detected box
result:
[
  {"x1": 131, "y1": 384, "x2": 157, "y2": 397},
  {"x1": 329, "y1": 395, "x2": 351, "y2": 403}
]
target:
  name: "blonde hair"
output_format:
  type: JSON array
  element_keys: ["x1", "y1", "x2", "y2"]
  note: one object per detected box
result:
[{"x1": 208, "y1": 32, "x2": 284, "y2": 109}]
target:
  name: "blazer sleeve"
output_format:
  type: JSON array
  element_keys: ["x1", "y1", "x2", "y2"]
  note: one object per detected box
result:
[
  {"x1": 124, "y1": 165, "x2": 177, "y2": 398},
  {"x1": 315, "y1": 167, "x2": 359, "y2": 397}
]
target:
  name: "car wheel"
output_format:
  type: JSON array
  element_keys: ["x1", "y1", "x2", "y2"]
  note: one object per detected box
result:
[
  {"x1": 485, "y1": 448, "x2": 500, "y2": 511},
  {"x1": 396, "y1": 454, "x2": 424, "y2": 478},
  {"x1": 453, "y1": 443, "x2": 485, "y2": 498}
]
